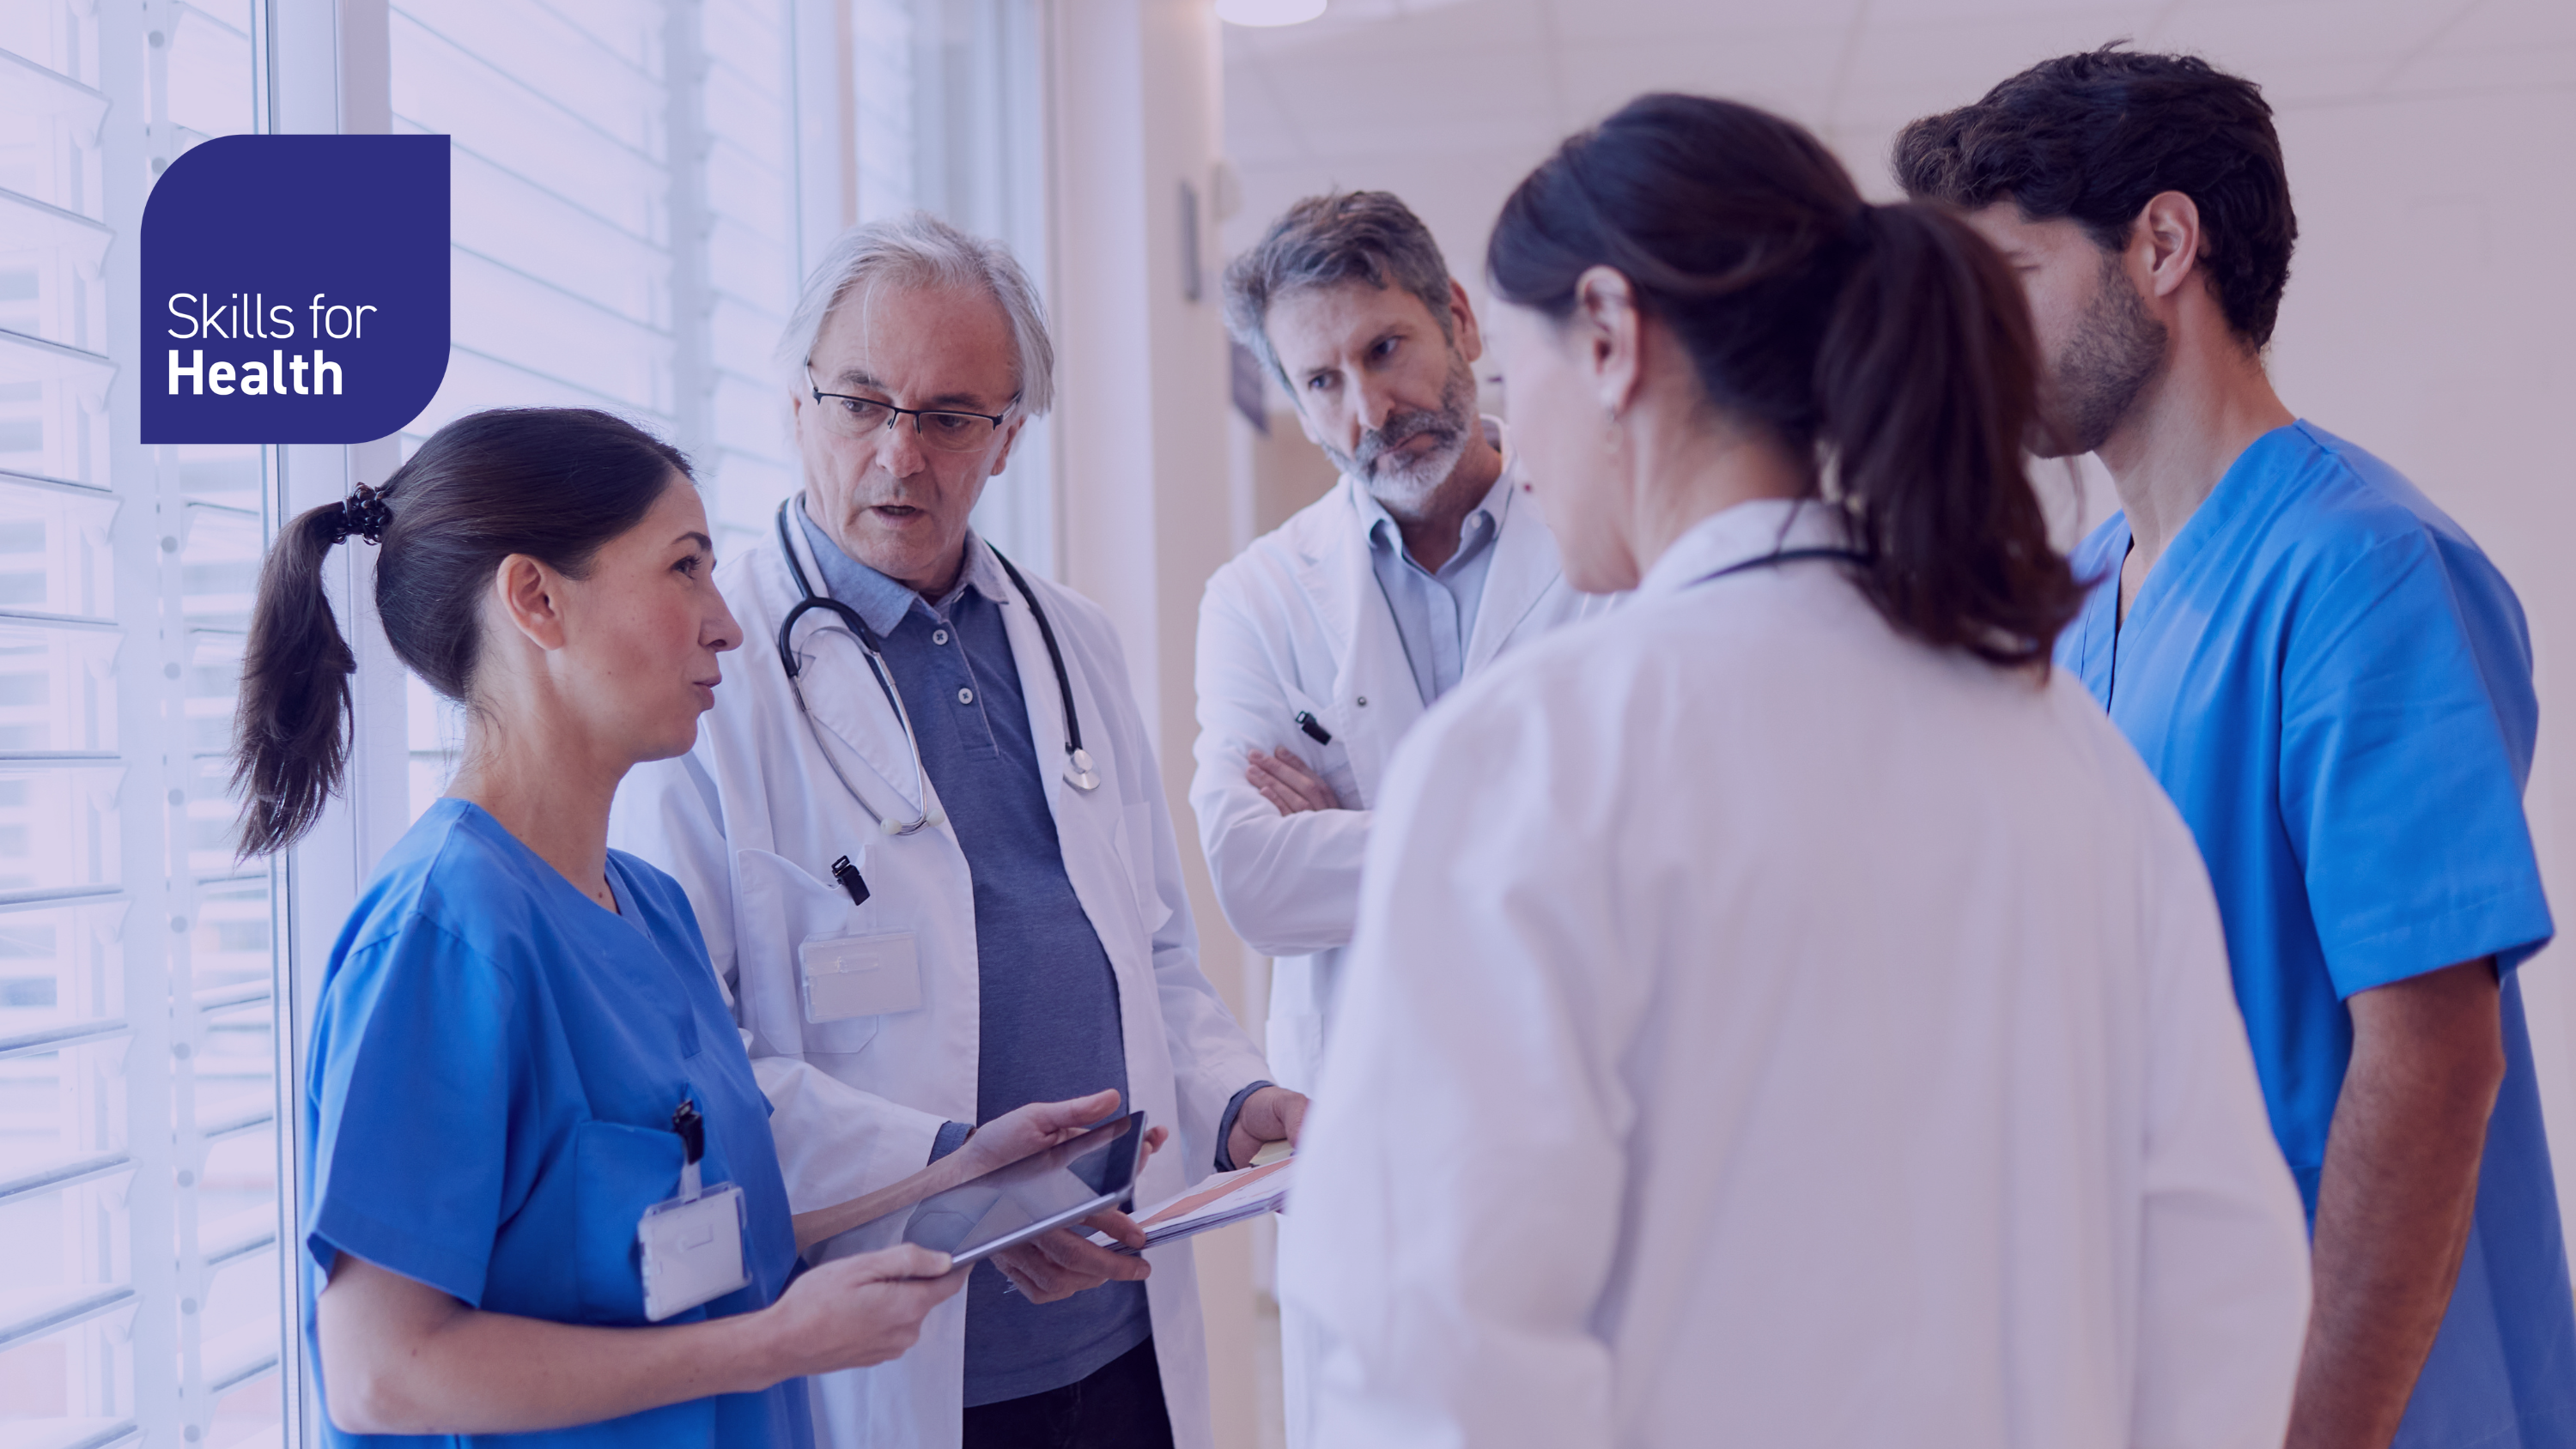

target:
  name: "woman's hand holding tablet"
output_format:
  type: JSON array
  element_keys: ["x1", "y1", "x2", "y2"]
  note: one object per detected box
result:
[{"x1": 755, "y1": 1244, "x2": 969, "y2": 1374}]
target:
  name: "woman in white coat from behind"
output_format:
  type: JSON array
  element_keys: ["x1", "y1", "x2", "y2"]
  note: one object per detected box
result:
[{"x1": 1277, "y1": 94, "x2": 2314, "y2": 1449}]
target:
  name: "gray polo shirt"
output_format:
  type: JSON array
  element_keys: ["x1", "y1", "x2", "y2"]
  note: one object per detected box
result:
[{"x1": 795, "y1": 506, "x2": 1262, "y2": 1405}]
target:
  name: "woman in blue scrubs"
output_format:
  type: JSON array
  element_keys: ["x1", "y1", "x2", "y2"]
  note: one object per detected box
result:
[{"x1": 233, "y1": 409, "x2": 1133, "y2": 1446}]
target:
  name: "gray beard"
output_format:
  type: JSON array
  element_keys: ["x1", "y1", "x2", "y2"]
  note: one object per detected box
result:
[
  {"x1": 1321, "y1": 349, "x2": 1480, "y2": 511},
  {"x1": 2038, "y1": 252, "x2": 2169, "y2": 459}
]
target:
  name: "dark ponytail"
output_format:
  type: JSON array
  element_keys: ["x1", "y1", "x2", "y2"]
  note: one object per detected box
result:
[
  {"x1": 1487, "y1": 93, "x2": 2081, "y2": 665},
  {"x1": 232, "y1": 408, "x2": 692, "y2": 855},
  {"x1": 233, "y1": 505, "x2": 364, "y2": 858},
  {"x1": 1818, "y1": 203, "x2": 2075, "y2": 661}
]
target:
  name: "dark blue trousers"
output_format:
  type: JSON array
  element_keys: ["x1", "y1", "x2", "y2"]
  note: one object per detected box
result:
[{"x1": 961, "y1": 1337, "x2": 1177, "y2": 1449}]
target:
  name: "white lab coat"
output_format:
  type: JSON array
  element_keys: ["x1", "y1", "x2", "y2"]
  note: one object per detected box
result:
[
  {"x1": 611, "y1": 518, "x2": 1271, "y2": 1449},
  {"x1": 1190, "y1": 421, "x2": 1614, "y2": 1096},
  {"x1": 1279, "y1": 500, "x2": 2313, "y2": 1449}
]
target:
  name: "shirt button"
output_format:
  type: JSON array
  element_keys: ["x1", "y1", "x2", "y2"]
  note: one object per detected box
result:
[
  {"x1": 933, "y1": 629, "x2": 949, "y2": 645},
  {"x1": 957, "y1": 687, "x2": 975, "y2": 705}
]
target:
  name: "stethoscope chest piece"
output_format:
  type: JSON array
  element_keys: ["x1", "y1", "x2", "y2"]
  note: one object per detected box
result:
[{"x1": 1064, "y1": 747, "x2": 1101, "y2": 792}]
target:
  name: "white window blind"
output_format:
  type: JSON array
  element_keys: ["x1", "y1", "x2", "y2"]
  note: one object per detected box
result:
[
  {"x1": 388, "y1": 0, "x2": 808, "y2": 812},
  {"x1": 1, "y1": 6, "x2": 1057, "y2": 1445},
  {"x1": 920, "y1": 0, "x2": 1055, "y2": 579},
  {"x1": 0, "y1": 1, "x2": 291, "y2": 1445},
  {"x1": 389, "y1": 0, "x2": 1054, "y2": 818}
]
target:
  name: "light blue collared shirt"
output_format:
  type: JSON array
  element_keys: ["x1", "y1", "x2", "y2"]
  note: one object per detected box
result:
[{"x1": 1357, "y1": 445, "x2": 1513, "y2": 706}]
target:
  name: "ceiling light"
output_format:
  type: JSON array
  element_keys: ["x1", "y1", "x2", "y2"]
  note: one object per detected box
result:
[{"x1": 1217, "y1": 0, "x2": 1327, "y2": 26}]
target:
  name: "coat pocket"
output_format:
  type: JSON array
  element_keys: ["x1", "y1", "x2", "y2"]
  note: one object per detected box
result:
[
  {"x1": 1278, "y1": 684, "x2": 1363, "y2": 809},
  {"x1": 735, "y1": 847, "x2": 896, "y2": 1055},
  {"x1": 570, "y1": 1119, "x2": 686, "y2": 1325}
]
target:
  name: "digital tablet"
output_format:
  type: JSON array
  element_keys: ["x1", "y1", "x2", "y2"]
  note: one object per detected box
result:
[{"x1": 900, "y1": 1111, "x2": 1145, "y2": 1269}]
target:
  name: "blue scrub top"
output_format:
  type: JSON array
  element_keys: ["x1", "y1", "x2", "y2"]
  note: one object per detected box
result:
[
  {"x1": 2060, "y1": 421, "x2": 2576, "y2": 1448},
  {"x1": 299, "y1": 798, "x2": 811, "y2": 1448}
]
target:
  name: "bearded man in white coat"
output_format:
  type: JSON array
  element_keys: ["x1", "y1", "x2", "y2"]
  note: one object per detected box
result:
[
  {"x1": 1193, "y1": 191, "x2": 1615, "y2": 1449},
  {"x1": 1196, "y1": 191, "x2": 1615, "y2": 1094},
  {"x1": 612, "y1": 212, "x2": 1302, "y2": 1449}
]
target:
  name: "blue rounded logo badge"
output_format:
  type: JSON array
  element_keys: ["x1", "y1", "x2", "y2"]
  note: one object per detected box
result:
[{"x1": 142, "y1": 134, "x2": 449, "y2": 444}]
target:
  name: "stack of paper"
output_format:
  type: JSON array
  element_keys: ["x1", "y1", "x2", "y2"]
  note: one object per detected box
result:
[{"x1": 1095, "y1": 1157, "x2": 1292, "y2": 1255}]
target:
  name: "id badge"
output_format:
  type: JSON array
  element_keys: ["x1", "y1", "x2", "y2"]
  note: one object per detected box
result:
[
  {"x1": 638, "y1": 1182, "x2": 751, "y2": 1322},
  {"x1": 801, "y1": 931, "x2": 922, "y2": 1022}
]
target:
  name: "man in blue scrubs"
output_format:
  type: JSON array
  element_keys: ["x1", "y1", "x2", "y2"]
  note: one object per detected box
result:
[{"x1": 1901, "y1": 49, "x2": 2576, "y2": 1449}]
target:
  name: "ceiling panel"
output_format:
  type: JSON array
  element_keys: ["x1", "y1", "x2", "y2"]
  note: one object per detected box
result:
[
  {"x1": 1227, "y1": 58, "x2": 1313, "y2": 167},
  {"x1": 2156, "y1": 0, "x2": 2461, "y2": 70},
  {"x1": 1554, "y1": 31, "x2": 1852, "y2": 127},
  {"x1": 1224, "y1": 144, "x2": 1559, "y2": 285},
  {"x1": 1867, "y1": 0, "x2": 2160, "y2": 22},
  {"x1": 2442, "y1": 0, "x2": 2576, "y2": 51},
  {"x1": 1832, "y1": 14, "x2": 2184, "y2": 130},
  {"x1": 1221, "y1": 0, "x2": 2573, "y2": 283},
  {"x1": 1244, "y1": 42, "x2": 1569, "y2": 158},
  {"x1": 1536, "y1": 0, "x2": 1865, "y2": 45},
  {"x1": 1227, "y1": 0, "x2": 1550, "y2": 61},
  {"x1": 2391, "y1": 39, "x2": 2576, "y2": 95}
]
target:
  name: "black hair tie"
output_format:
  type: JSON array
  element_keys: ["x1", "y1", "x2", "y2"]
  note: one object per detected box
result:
[
  {"x1": 1844, "y1": 203, "x2": 1880, "y2": 252},
  {"x1": 329, "y1": 484, "x2": 392, "y2": 546}
]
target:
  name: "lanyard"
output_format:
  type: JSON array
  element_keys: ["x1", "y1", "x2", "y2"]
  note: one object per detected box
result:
[{"x1": 1689, "y1": 546, "x2": 1868, "y2": 588}]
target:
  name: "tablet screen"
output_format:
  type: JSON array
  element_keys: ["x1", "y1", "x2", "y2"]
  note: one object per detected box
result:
[{"x1": 901, "y1": 1111, "x2": 1145, "y2": 1268}]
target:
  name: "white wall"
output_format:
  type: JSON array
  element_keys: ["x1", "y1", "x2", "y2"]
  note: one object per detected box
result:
[
  {"x1": 2261, "y1": 86, "x2": 2576, "y2": 1194},
  {"x1": 1047, "y1": 4, "x2": 1276, "y2": 1446}
]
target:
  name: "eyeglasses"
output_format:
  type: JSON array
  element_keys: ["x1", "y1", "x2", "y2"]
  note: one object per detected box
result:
[{"x1": 805, "y1": 364, "x2": 1013, "y2": 453}]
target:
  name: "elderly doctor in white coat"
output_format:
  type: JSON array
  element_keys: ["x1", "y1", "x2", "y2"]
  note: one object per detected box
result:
[
  {"x1": 613, "y1": 213, "x2": 1297, "y2": 1449},
  {"x1": 1281, "y1": 97, "x2": 2312, "y2": 1449},
  {"x1": 1194, "y1": 191, "x2": 1614, "y2": 1101}
]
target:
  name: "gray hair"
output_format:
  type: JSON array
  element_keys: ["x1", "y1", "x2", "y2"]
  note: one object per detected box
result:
[
  {"x1": 1221, "y1": 191, "x2": 1456, "y2": 389},
  {"x1": 776, "y1": 210, "x2": 1054, "y2": 416}
]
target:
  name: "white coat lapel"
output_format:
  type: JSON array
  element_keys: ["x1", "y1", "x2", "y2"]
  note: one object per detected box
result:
[
  {"x1": 1464, "y1": 435, "x2": 1560, "y2": 677},
  {"x1": 1285, "y1": 484, "x2": 1358, "y2": 672},
  {"x1": 981, "y1": 541, "x2": 1071, "y2": 826},
  {"x1": 982, "y1": 544, "x2": 1132, "y2": 931},
  {"x1": 1312, "y1": 478, "x2": 1425, "y2": 808},
  {"x1": 764, "y1": 531, "x2": 941, "y2": 831}
]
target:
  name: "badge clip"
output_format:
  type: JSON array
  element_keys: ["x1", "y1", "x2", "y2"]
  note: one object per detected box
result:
[
  {"x1": 639, "y1": 1096, "x2": 750, "y2": 1322},
  {"x1": 831, "y1": 853, "x2": 871, "y2": 908}
]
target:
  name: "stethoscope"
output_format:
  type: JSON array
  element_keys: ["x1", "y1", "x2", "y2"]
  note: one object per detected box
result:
[
  {"x1": 773, "y1": 500, "x2": 1100, "y2": 839},
  {"x1": 1691, "y1": 545, "x2": 1867, "y2": 587}
]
